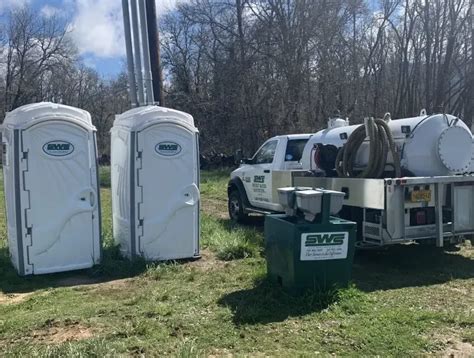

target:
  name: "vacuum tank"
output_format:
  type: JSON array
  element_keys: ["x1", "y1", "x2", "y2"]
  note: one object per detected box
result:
[{"x1": 302, "y1": 113, "x2": 474, "y2": 177}]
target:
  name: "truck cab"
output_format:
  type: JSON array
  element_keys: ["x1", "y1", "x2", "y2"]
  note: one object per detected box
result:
[{"x1": 228, "y1": 134, "x2": 311, "y2": 222}]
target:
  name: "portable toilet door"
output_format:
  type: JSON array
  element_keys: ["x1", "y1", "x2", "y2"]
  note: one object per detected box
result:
[
  {"x1": 2, "y1": 102, "x2": 101, "y2": 275},
  {"x1": 111, "y1": 106, "x2": 200, "y2": 261}
]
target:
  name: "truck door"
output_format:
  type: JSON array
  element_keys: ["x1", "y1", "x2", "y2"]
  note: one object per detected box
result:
[{"x1": 243, "y1": 139, "x2": 278, "y2": 210}]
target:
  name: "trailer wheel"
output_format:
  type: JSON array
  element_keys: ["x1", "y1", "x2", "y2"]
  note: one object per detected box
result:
[{"x1": 228, "y1": 190, "x2": 248, "y2": 223}]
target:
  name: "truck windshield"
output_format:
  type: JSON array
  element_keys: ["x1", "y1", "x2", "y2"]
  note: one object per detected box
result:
[{"x1": 285, "y1": 139, "x2": 308, "y2": 162}]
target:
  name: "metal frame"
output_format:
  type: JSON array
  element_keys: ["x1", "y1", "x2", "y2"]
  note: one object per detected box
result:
[
  {"x1": 93, "y1": 131, "x2": 103, "y2": 261},
  {"x1": 195, "y1": 132, "x2": 201, "y2": 258},
  {"x1": 129, "y1": 131, "x2": 137, "y2": 257},
  {"x1": 293, "y1": 174, "x2": 474, "y2": 247},
  {"x1": 13, "y1": 129, "x2": 25, "y2": 275}
]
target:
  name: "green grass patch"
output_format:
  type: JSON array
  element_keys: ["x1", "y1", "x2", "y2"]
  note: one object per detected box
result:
[
  {"x1": 0, "y1": 168, "x2": 472, "y2": 356},
  {"x1": 200, "y1": 170, "x2": 229, "y2": 200},
  {"x1": 99, "y1": 166, "x2": 111, "y2": 188},
  {"x1": 215, "y1": 237, "x2": 256, "y2": 261},
  {"x1": 201, "y1": 213, "x2": 262, "y2": 261}
]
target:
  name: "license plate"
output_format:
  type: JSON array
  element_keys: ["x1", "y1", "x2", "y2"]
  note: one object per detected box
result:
[{"x1": 411, "y1": 190, "x2": 431, "y2": 202}]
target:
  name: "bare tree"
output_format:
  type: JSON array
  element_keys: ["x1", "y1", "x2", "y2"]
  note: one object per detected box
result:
[
  {"x1": 3, "y1": 6, "x2": 76, "y2": 111},
  {"x1": 0, "y1": 5, "x2": 130, "y2": 155}
]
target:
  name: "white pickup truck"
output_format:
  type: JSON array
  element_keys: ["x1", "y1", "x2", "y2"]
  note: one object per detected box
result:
[
  {"x1": 227, "y1": 134, "x2": 311, "y2": 222},
  {"x1": 228, "y1": 113, "x2": 474, "y2": 248}
]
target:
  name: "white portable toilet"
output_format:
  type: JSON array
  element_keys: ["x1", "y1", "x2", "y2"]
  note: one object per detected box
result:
[
  {"x1": 111, "y1": 105, "x2": 200, "y2": 261},
  {"x1": 2, "y1": 102, "x2": 101, "y2": 275}
]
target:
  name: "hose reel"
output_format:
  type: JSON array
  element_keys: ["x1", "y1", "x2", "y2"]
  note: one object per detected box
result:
[{"x1": 335, "y1": 117, "x2": 401, "y2": 178}]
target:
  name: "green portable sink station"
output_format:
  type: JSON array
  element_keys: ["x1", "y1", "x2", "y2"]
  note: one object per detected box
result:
[{"x1": 265, "y1": 189, "x2": 356, "y2": 291}]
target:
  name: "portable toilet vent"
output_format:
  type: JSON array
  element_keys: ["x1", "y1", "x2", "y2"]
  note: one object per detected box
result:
[
  {"x1": 111, "y1": 106, "x2": 200, "y2": 261},
  {"x1": 2, "y1": 102, "x2": 101, "y2": 275}
]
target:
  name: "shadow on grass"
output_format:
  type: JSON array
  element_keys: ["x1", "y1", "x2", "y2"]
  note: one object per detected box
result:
[
  {"x1": 218, "y1": 230, "x2": 473, "y2": 325},
  {"x1": 352, "y1": 243, "x2": 474, "y2": 291},
  {"x1": 0, "y1": 245, "x2": 150, "y2": 294},
  {"x1": 242, "y1": 215, "x2": 265, "y2": 229},
  {"x1": 218, "y1": 277, "x2": 340, "y2": 325},
  {"x1": 219, "y1": 244, "x2": 473, "y2": 326},
  {"x1": 231, "y1": 217, "x2": 473, "y2": 291}
]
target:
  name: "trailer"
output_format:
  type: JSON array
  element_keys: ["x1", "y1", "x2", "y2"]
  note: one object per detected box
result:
[
  {"x1": 228, "y1": 111, "x2": 474, "y2": 247},
  {"x1": 292, "y1": 173, "x2": 474, "y2": 247}
]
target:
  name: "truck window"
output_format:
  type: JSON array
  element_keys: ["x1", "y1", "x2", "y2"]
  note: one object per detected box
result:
[
  {"x1": 285, "y1": 139, "x2": 308, "y2": 162},
  {"x1": 254, "y1": 140, "x2": 278, "y2": 164}
]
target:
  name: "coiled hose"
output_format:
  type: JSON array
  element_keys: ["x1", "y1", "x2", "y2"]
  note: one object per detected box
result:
[{"x1": 335, "y1": 117, "x2": 401, "y2": 178}]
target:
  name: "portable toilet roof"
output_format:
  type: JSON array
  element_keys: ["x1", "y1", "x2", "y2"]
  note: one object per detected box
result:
[
  {"x1": 113, "y1": 105, "x2": 196, "y2": 131},
  {"x1": 3, "y1": 102, "x2": 95, "y2": 131}
]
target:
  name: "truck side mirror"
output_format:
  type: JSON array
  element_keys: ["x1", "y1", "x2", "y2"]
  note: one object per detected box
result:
[{"x1": 234, "y1": 149, "x2": 243, "y2": 164}]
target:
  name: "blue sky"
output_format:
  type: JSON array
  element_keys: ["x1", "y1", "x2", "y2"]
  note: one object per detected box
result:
[
  {"x1": 0, "y1": 0, "x2": 182, "y2": 78},
  {"x1": 2, "y1": 0, "x2": 386, "y2": 78}
]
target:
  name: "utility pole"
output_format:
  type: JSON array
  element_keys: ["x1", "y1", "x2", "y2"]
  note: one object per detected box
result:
[
  {"x1": 121, "y1": 0, "x2": 137, "y2": 107},
  {"x1": 145, "y1": 0, "x2": 164, "y2": 106}
]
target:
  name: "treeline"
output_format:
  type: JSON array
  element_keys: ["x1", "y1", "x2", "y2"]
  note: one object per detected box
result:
[
  {"x1": 1, "y1": 1, "x2": 473, "y2": 158},
  {"x1": 161, "y1": 0, "x2": 473, "y2": 155},
  {"x1": 0, "y1": 6, "x2": 129, "y2": 155}
]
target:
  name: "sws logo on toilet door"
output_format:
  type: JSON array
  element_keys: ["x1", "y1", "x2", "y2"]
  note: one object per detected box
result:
[
  {"x1": 42, "y1": 140, "x2": 75, "y2": 157},
  {"x1": 155, "y1": 141, "x2": 182, "y2": 156}
]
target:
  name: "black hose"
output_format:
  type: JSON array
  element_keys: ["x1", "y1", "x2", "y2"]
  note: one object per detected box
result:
[{"x1": 335, "y1": 118, "x2": 401, "y2": 178}]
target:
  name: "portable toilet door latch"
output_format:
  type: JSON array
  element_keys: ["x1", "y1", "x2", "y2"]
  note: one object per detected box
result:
[{"x1": 77, "y1": 188, "x2": 97, "y2": 208}]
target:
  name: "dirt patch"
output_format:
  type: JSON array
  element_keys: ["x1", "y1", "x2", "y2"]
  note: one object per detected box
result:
[
  {"x1": 0, "y1": 277, "x2": 134, "y2": 305},
  {"x1": 443, "y1": 339, "x2": 474, "y2": 357},
  {"x1": 431, "y1": 332, "x2": 474, "y2": 358},
  {"x1": 0, "y1": 292, "x2": 32, "y2": 305},
  {"x1": 55, "y1": 276, "x2": 134, "y2": 290},
  {"x1": 93, "y1": 278, "x2": 135, "y2": 290},
  {"x1": 31, "y1": 319, "x2": 94, "y2": 344},
  {"x1": 447, "y1": 286, "x2": 471, "y2": 296},
  {"x1": 202, "y1": 198, "x2": 228, "y2": 218},
  {"x1": 186, "y1": 249, "x2": 227, "y2": 271}
]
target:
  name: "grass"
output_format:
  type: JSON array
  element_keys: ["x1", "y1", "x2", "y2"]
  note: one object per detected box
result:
[
  {"x1": 99, "y1": 165, "x2": 111, "y2": 188},
  {"x1": 0, "y1": 168, "x2": 473, "y2": 356},
  {"x1": 201, "y1": 212, "x2": 262, "y2": 261}
]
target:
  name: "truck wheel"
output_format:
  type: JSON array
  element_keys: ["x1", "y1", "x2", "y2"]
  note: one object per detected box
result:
[{"x1": 228, "y1": 190, "x2": 247, "y2": 223}]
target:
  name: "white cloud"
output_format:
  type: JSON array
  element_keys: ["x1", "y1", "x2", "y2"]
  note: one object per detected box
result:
[
  {"x1": 82, "y1": 55, "x2": 97, "y2": 69},
  {"x1": 40, "y1": 5, "x2": 61, "y2": 18},
  {"x1": 70, "y1": 0, "x2": 125, "y2": 58},
  {"x1": 0, "y1": 0, "x2": 30, "y2": 14},
  {"x1": 67, "y1": 0, "x2": 187, "y2": 64},
  {"x1": 155, "y1": 0, "x2": 185, "y2": 15}
]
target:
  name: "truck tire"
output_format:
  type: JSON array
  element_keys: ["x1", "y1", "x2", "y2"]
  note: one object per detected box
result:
[{"x1": 228, "y1": 190, "x2": 248, "y2": 223}]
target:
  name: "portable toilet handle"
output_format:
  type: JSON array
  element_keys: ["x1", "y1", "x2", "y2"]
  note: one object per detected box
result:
[{"x1": 78, "y1": 188, "x2": 97, "y2": 209}]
